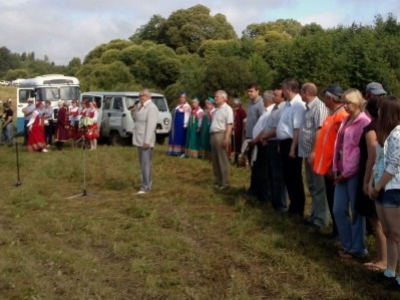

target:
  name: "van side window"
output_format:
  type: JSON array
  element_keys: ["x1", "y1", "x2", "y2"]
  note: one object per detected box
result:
[
  {"x1": 94, "y1": 96, "x2": 102, "y2": 108},
  {"x1": 113, "y1": 97, "x2": 123, "y2": 110},
  {"x1": 104, "y1": 97, "x2": 112, "y2": 109}
]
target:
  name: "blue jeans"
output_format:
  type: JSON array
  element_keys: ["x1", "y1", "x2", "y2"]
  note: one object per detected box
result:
[
  {"x1": 2, "y1": 123, "x2": 13, "y2": 145},
  {"x1": 333, "y1": 174, "x2": 367, "y2": 255},
  {"x1": 376, "y1": 189, "x2": 400, "y2": 208}
]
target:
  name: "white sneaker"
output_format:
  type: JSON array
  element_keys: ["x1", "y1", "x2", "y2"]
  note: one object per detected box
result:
[
  {"x1": 136, "y1": 190, "x2": 146, "y2": 195},
  {"x1": 42, "y1": 149, "x2": 49, "y2": 153}
]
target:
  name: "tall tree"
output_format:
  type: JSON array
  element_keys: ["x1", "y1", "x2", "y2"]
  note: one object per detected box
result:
[{"x1": 157, "y1": 4, "x2": 237, "y2": 53}]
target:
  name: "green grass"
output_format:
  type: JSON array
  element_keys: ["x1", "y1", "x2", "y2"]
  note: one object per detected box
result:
[{"x1": 0, "y1": 98, "x2": 399, "y2": 298}]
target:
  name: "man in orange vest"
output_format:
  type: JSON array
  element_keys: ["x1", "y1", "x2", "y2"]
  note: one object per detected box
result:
[{"x1": 312, "y1": 84, "x2": 348, "y2": 239}]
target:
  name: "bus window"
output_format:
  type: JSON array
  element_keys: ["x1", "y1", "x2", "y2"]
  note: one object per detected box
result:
[
  {"x1": 18, "y1": 89, "x2": 32, "y2": 103},
  {"x1": 103, "y1": 97, "x2": 112, "y2": 110}
]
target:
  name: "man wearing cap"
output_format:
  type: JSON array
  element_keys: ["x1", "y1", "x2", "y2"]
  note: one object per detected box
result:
[
  {"x1": 276, "y1": 78, "x2": 306, "y2": 218},
  {"x1": 22, "y1": 98, "x2": 36, "y2": 146},
  {"x1": 312, "y1": 84, "x2": 348, "y2": 238},
  {"x1": 365, "y1": 82, "x2": 387, "y2": 100},
  {"x1": 232, "y1": 98, "x2": 246, "y2": 165},
  {"x1": 167, "y1": 92, "x2": 192, "y2": 156},
  {"x1": 299, "y1": 83, "x2": 329, "y2": 229}
]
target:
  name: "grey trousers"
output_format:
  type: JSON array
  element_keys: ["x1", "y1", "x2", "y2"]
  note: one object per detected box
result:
[
  {"x1": 305, "y1": 159, "x2": 329, "y2": 226},
  {"x1": 210, "y1": 132, "x2": 230, "y2": 187},
  {"x1": 138, "y1": 147, "x2": 153, "y2": 192}
]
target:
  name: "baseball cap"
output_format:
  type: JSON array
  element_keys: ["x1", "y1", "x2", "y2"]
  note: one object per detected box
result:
[
  {"x1": 366, "y1": 82, "x2": 386, "y2": 95},
  {"x1": 324, "y1": 84, "x2": 343, "y2": 98}
]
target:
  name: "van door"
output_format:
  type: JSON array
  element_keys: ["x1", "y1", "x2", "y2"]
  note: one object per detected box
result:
[
  {"x1": 124, "y1": 96, "x2": 137, "y2": 136},
  {"x1": 101, "y1": 96, "x2": 112, "y2": 137}
]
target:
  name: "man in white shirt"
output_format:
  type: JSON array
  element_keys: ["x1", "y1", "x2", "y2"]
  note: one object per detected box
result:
[
  {"x1": 250, "y1": 90, "x2": 274, "y2": 202},
  {"x1": 210, "y1": 90, "x2": 233, "y2": 190},
  {"x1": 276, "y1": 78, "x2": 306, "y2": 218}
]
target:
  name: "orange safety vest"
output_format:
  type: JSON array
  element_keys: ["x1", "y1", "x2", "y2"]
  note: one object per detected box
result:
[{"x1": 313, "y1": 109, "x2": 348, "y2": 175}]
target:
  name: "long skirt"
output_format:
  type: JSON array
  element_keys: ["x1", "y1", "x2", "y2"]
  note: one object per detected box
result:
[
  {"x1": 185, "y1": 116, "x2": 201, "y2": 158},
  {"x1": 27, "y1": 117, "x2": 46, "y2": 152},
  {"x1": 85, "y1": 123, "x2": 99, "y2": 140},
  {"x1": 168, "y1": 110, "x2": 186, "y2": 156}
]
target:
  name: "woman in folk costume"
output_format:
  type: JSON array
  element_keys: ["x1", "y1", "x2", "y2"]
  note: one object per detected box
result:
[
  {"x1": 55, "y1": 101, "x2": 70, "y2": 150},
  {"x1": 27, "y1": 101, "x2": 48, "y2": 153},
  {"x1": 185, "y1": 97, "x2": 204, "y2": 158},
  {"x1": 77, "y1": 100, "x2": 89, "y2": 140},
  {"x1": 167, "y1": 91, "x2": 192, "y2": 156},
  {"x1": 68, "y1": 99, "x2": 81, "y2": 146},
  {"x1": 199, "y1": 96, "x2": 216, "y2": 159},
  {"x1": 232, "y1": 98, "x2": 247, "y2": 164},
  {"x1": 85, "y1": 101, "x2": 99, "y2": 150}
]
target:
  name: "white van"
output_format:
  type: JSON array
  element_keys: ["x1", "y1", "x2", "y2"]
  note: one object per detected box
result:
[{"x1": 80, "y1": 91, "x2": 171, "y2": 145}]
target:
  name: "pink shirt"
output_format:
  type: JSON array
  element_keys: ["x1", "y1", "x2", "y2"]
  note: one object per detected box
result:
[{"x1": 333, "y1": 112, "x2": 370, "y2": 178}]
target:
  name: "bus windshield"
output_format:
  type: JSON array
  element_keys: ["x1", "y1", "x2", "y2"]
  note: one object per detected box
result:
[
  {"x1": 37, "y1": 86, "x2": 80, "y2": 101},
  {"x1": 60, "y1": 86, "x2": 79, "y2": 100},
  {"x1": 39, "y1": 87, "x2": 59, "y2": 101}
]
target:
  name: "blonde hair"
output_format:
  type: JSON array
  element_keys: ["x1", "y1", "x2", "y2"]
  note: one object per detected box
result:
[{"x1": 342, "y1": 88, "x2": 365, "y2": 107}]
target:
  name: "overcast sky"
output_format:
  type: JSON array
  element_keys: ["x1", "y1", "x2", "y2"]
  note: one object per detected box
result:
[{"x1": 1, "y1": 0, "x2": 399, "y2": 65}]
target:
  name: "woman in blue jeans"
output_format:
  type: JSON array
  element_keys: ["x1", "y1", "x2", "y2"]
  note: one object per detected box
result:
[
  {"x1": 370, "y1": 96, "x2": 400, "y2": 289},
  {"x1": 1, "y1": 102, "x2": 13, "y2": 146},
  {"x1": 333, "y1": 89, "x2": 370, "y2": 258}
]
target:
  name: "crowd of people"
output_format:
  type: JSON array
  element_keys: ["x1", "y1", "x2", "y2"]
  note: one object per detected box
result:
[
  {"x1": 165, "y1": 79, "x2": 400, "y2": 290},
  {"x1": 20, "y1": 98, "x2": 100, "y2": 152}
]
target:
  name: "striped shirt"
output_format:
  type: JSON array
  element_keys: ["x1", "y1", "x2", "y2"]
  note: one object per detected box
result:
[{"x1": 298, "y1": 97, "x2": 329, "y2": 158}]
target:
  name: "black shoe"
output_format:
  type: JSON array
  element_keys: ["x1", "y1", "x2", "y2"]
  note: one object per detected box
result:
[
  {"x1": 303, "y1": 219, "x2": 321, "y2": 230},
  {"x1": 384, "y1": 278, "x2": 400, "y2": 291},
  {"x1": 373, "y1": 272, "x2": 393, "y2": 284}
]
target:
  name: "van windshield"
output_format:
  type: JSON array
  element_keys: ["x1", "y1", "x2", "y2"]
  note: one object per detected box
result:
[
  {"x1": 125, "y1": 96, "x2": 168, "y2": 112},
  {"x1": 152, "y1": 97, "x2": 168, "y2": 112}
]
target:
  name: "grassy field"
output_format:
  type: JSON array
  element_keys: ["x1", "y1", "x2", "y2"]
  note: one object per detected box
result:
[{"x1": 0, "y1": 85, "x2": 399, "y2": 299}]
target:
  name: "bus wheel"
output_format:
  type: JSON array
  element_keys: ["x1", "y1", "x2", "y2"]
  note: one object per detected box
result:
[{"x1": 109, "y1": 131, "x2": 121, "y2": 146}]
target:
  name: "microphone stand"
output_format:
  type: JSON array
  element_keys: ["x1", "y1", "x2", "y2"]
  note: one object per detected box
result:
[
  {"x1": 67, "y1": 133, "x2": 95, "y2": 199},
  {"x1": 15, "y1": 138, "x2": 22, "y2": 187}
]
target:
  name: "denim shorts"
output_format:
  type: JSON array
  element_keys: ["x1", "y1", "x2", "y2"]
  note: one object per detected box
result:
[{"x1": 376, "y1": 189, "x2": 400, "y2": 208}]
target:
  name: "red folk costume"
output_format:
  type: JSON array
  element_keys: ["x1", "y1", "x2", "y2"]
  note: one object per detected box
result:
[
  {"x1": 233, "y1": 106, "x2": 247, "y2": 156},
  {"x1": 27, "y1": 102, "x2": 46, "y2": 152},
  {"x1": 69, "y1": 100, "x2": 80, "y2": 139},
  {"x1": 85, "y1": 106, "x2": 99, "y2": 140},
  {"x1": 55, "y1": 105, "x2": 70, "y2": 142}
]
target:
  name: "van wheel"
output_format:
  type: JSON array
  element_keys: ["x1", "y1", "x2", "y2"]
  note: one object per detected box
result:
[
  {"x1": 156, "y1": 135, "x2": 166, "y2": 145},
  {"x1": 109, "y1": 131, "x2": 121, "y2": 146}
]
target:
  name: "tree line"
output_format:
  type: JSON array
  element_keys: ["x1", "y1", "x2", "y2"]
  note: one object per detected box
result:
[{"x1": 1, "y1": 4, "x2": 400, "y2": 106}]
